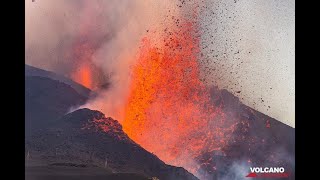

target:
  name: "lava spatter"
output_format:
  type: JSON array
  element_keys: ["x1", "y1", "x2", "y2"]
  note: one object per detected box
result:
[{"x1": 122, "y1": 11, "x2": 235, "y2": 176}]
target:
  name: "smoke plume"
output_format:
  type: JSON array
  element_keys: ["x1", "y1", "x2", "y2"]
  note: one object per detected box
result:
[{"x1": 26, "y1": 0, "x2": 176, "y2": 120}]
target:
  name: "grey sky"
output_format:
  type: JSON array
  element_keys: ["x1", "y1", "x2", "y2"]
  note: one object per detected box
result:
[{"x1": 199, "y1": 0, "x2": 295, "y2": 127}]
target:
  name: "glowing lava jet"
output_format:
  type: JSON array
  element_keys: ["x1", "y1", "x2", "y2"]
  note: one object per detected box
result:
[
  {"x1": 70, "y1": 42, "x2": 95, "y2": 89},
  {"x1": 122, "y1": 14, "x2": 235, "y2": 176},
  {"x1": 69, "y1": 0, "x2": 104, "y2": 90},
  {"x1": 69, "y1": 1, "x2": 235, "y2": 178}
]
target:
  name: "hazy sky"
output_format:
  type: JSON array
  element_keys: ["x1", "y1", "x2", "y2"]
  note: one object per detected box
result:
[{"x1": 199, "y1": 0, "x2": 295, "y2": 127}]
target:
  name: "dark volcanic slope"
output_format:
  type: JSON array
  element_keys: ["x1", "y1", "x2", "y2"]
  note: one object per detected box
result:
[
  {"x1": 25, "y1": 64, "x2": 93, "y2": 136},
  {"x1": 193, "y1": 87, "x2": 295, "y2": 180},
  {"x1": 26, "y1": 108, "x2": 198, "y2": 180},
  {"x1": 25, "y1": 64, "x2": 91, "y2": 97},
  {"x1": 25, "y1": 65, "x2": 294, "y2": 180},
  {"x1": 25, "y1": 76, "x2": 88, "y2": 136}
]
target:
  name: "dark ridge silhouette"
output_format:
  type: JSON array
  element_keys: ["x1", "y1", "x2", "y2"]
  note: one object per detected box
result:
[{"x1": 26, "y1": 108, "x2": 198, "y2": 180}]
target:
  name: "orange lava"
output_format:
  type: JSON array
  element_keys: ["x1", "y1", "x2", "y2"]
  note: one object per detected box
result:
[
  {"x1": 70, "y1": 42, "x2": 95, "y2": 89},
  {"x1": 69, "y1": 2, "x2": 236, "y2": 177},
  {"x1": 72, "y1": 63, "x2": 93, "y2": 89},
  {"x1": 122, "y1": 16, "x2": 234, "y2": 175},
  {"x1": 69, "y1": 0, "x2": 101, "y2": 90}
]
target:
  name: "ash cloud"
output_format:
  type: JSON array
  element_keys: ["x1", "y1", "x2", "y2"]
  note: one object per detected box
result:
[{"x1": 26, "y1": 0, "x2": 174, "y2": 120}]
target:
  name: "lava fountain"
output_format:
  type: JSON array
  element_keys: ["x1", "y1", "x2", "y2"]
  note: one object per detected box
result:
[
  {"x1": 122, "y1": 11, "x2": 235, "y2": 177},
  {"x1": 68, "y1": 0, "x2": 106, "y2": 90},
  {"x1": 70, "y1": 41, "x2": 95, "y2": 89},
  {"x1": 68, "y1": 1, "x2": 236, "y2": 177}
]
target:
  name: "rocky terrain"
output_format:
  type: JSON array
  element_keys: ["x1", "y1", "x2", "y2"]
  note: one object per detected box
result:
[
  {"x1": 25, "y1": 65, "x2": 198, "y2": 180},
  {"x1": 25, "y1": 64, "x2": 294, "y2": 179}
]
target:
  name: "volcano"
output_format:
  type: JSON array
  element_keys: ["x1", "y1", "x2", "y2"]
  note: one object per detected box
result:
[
  {"x1": 25, "y1": 65, "x2": 294, "y2": 179},
  {"x1": 26, "y1": 108, "x2": 198, "y2": 180},
  {"x1": 195, "y1": 86, "x2": 295, "y2": 179},
  {"x1": 25, "y1": 0, "x2": 294, "y2": 179},
  {"x1": 25, "y1": 65, "x2": 198, "y2": 180}
]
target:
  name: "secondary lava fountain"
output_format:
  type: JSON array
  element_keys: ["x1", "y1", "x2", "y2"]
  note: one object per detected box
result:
[
  {"x1": 122, "y1": 12, "x2": 235, "y2": 177},
  {"x1": 68, "y1": 0, "x2": 106, "y2": 90},
  {"x1": 70, "y1": 42, "x2": 95, "y2": 89}
]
